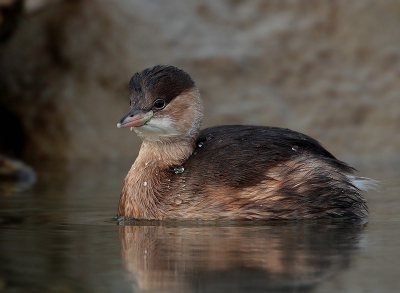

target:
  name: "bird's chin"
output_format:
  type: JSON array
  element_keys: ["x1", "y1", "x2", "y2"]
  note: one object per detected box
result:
[{"x1": 133, "y1": 118, "x2": 182, "y2": 141}]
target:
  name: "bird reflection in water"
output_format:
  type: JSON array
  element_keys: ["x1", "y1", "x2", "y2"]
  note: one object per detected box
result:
[{"x1": 119, "y1": 221, "x2": 365, "y2": 293}]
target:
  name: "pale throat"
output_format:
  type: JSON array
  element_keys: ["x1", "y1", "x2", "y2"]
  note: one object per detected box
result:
[{"x1": 133, "y1": 116, "x2": 181, "y2": 140}]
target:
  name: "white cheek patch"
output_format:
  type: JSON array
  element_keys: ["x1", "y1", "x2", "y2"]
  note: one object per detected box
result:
[{"x1": 134, "y1": 116, "x2": 181, "y2": 139}]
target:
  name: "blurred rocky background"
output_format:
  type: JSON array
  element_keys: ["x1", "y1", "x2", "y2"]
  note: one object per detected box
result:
[{"x1": 1, "y1": 0, "x2": 399, "y2": 168}]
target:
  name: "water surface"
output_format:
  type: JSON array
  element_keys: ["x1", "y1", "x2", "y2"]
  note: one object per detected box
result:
[{"x1": 0, "y1": 160, "x2": 399, "y2": 293}]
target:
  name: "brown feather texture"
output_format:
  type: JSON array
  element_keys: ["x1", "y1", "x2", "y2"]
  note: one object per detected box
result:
[{"x1": 117, "y1": 65, "x2": 373, "y2": 221}]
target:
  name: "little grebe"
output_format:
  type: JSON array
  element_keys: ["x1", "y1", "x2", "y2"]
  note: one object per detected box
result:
[{"x1": 117, "y1": 65, "x2": 372, "y2": 221}]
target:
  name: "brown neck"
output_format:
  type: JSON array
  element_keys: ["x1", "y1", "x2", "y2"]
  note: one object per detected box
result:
[
  {"x1": 118, "y1": 137, "x2": 196, "y2": 219},
  {"x1": 137, "y1": 138, "x2": 196, "y2": 167}
]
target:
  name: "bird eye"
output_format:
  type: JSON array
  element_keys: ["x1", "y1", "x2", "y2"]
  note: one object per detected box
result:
[{"x1": 153, "y1": 99, "x2": 166, "y2": 110}]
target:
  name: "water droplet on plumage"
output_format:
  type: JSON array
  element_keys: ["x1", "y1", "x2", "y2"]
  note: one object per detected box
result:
[
  {"x1": 292, "y1": 145, "x2": 299, "y2": 152},
  {"x1": 175, "y1": 198, "x2": 182, "y2": 205},
  {"x1": 117, "y1": 216, "x2": 125, "y2": 225},
  {"x1": 174, "y1": 166, "x2": 185, "y2": 174},
  {"x1": 299, "y1": 134, "x2": 307, "y2": 140},
  {"x1": 143, "y1": 182, "x2": 147, "y2": 186},
  {"x1": 206, "y1": 133, "x2": 214, "y2": 141}
]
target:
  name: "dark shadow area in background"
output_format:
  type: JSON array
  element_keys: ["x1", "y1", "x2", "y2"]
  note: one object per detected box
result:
[
  {"x1": 0, "y1": 0, "x2": 23, "y2": 42},
  {"x1": 0, "y1": 106, "x2": 26, "y2": 158}
]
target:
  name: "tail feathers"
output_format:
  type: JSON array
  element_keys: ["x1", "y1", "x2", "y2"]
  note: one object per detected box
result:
[{"x1": 347, "y1": 175, "x2": 380, "y2": 191}]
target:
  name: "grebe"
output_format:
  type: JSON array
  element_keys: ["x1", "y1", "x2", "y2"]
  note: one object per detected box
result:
[{"x1": 116, "y1": 65, "x2": 372, "y2": 221}]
